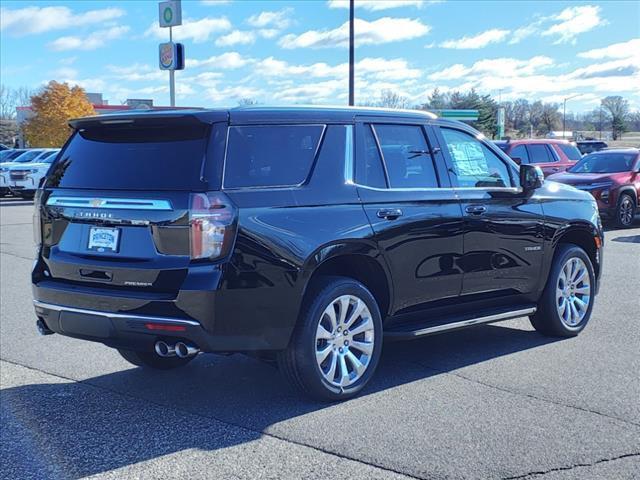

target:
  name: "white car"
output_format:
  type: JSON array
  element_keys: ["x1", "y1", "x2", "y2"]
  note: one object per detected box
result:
[{"x1": 7, "y1": 149, "x2": 59, "y2": 198}]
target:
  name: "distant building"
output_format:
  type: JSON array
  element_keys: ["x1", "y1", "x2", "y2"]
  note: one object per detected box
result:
[{"x1": 15, "y1": 92, "x2": 195, "y2": 147}]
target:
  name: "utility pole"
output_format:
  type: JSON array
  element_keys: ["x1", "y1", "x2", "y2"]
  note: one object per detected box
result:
[
  {"x1": 348, "y1": 0, "x2": 355, "y2": 106},
  {"x1": 169, "y1": 26, "x2": 175, "y2": 107},
  {"x1": 158, "y1": 1, "x2": 183, "y2": 107},
  {"x1": 563, "y1": 94, "x2": 580, "y2": 139}
]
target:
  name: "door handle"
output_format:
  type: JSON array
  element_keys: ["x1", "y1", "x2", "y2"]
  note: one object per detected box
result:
[
  {"x1": 377, "y1": 208, "x2": 403, "y2": 220},
  {"x1": 465, "y1": 205, "x2": 487, "y2": 215}
]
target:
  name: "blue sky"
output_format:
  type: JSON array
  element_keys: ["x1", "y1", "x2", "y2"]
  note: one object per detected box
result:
[{"x1": 1, "y1": 0, "x2": 639, "y2": 112}]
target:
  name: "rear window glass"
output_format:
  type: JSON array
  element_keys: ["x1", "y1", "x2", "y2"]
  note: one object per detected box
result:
[
  {"x1": 528, "y1": 144, "x2": 553, "y2": 163},
  {"x1": 46, "y1": 123, "x2": 210, "y2": 190},
  {"x1": 558, "y1": 144, "x2": 582, "y2": 161},
  {"x1": 224, "y1": 125, "x2": 323, "y2": 188}
]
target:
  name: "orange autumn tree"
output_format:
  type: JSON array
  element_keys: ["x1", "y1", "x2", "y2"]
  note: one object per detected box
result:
[{"x1": 24, "y1": 81, "x2": 95, "y2": 147}]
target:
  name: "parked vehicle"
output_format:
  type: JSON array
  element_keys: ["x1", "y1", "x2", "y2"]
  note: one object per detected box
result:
[
  {"x1": 0, "y1": 149, "x2": 50, "y2": 196},
  {"x1": 1, "y1": 149, "x2": 27, "y2": 195},
  {"x1": 548, "y1": 148, "x2": 639, "y2": 228},
  {"x1": 494, "y1": 139, "x2": 582, "y2": 177},
  {"x1": 0, "y1": 149, "x2": 27, "y2": 163},
  {"x1": 576, "y1": 140, "x2": 608, "y2": 155},
  {"x1": 7, "y1": 148, "x2": 60, "y2": 198},
  {"x1": 8, "y1": 149, "x2": 59, "y2": 199},
  {"x1": 0, "y1": 144, "x2": 9, "y2": 151},
  {"x1": 32, "y1": 107, "x2": 603, "y2": 401}
]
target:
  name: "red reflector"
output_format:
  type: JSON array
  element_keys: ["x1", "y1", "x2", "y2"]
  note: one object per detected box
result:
[{"x1": 144, "y1": 323, "x2": 187, "y2": 332}]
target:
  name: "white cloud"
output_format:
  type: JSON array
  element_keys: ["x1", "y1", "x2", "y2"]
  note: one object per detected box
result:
[
  {"x1": 187, "y1": 52, "x2": 252, "y2": 69},
  {"x1": 429, "y1": 56, "x2": 554, "y2": 81},
  {"x1": 0, "y1": 6, "x2": 124, "y2": 35},
  {"x1": 50, "y1": 67, "x2": 79, "y2": 79},
  {"x1": 255, "y1": 56, "x2": 421, "y2": 81},
  {"x1": 144, "y1": 17, "x2": 231, "y2": 43},
  {"x1": 200, "y1": 0, "x2": 232, "y2": 4},
  {"x1": 106, "y1": 64, "x2": 165, "y2": 82},
  {"x1": 327, "y1": 0, "x2": 437, "y2": 11},
  {"x1": 440, "y1": 29, "x2": 510, "y2": 49},
  {"x1": 279, "y1": 17, "x2": 430, "y2": 49},
  {"x1": 215, "y1": 30, "x2": 256, "y2": 46},
  {"x1": 49, "y1": 26, "x2": 130, "y2": 51},
  {"x1": 543, "y1": 5, "x2": 605, "y2": 44},
  {"x1": 247, "y1": 9, "x2": 292, "y2": 29},
  {"x1": 206, "y1": 85, "x2": 264, "y2": 103},
  {"x1": 258, "y1": 29, "x2": 280, "y2": 39},
  {"x1": 578, "y1": 39, "x2": 640, "y2": 59}
]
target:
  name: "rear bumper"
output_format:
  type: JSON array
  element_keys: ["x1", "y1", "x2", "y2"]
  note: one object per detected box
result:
[{"x1": 32, "y1": 274, "x2": 299, "y2": 352}]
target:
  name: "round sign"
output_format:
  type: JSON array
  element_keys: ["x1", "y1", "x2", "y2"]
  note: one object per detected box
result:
[
  {"x1": 160, "y1": 43, "x2": 174, "y2": 69},
  {"x1": 163, "y1": 7, "x2": 173, "y2": 24}
]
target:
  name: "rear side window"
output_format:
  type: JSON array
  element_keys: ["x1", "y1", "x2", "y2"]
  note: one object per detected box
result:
[
  {"x1": 510, "y1": 145, "x2": 530, "y2": 164},
  {"x1": 224, "y1": 125, "x2": 324, "y2": 188},
  {"x1": 374, "y1": 124, "x2": 438, "y2": 188},
  {"x1": 47, "y1": 122, "x2": 211, "y2": 190},
  {"x1": 557, "y1": 144, "x2": 582, "y2": 161},
  {"x1": 527, "y1": 144, "x2": 554, "y2": 163},
  {"x1": 355, "y1": 124, "x2": 386, "y2": 188}
]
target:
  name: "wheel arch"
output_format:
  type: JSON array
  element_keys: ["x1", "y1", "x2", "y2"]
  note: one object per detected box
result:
[
  {"x1": 617, "y1": 186, "x2": 638, "y2": 205},
  {"x1": 552, "y1": 225, "x2": 601, "y2": 282}
]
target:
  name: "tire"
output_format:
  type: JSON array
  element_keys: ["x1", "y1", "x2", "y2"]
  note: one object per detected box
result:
[
  {"x1": 278, "y1": 276, "x2": 383, "y2": 401},
  {"x1": 615, "y1": 193, "x2": 636, "y2": 228},
  {"x1": 117, "y1": 348, "x2": 194, "y2": 370},
  {"x1": 530, "y1": 244, "x2": 596, "y2": 337}
]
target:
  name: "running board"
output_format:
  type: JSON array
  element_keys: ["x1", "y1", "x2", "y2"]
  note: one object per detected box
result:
[{"x1": 384, "y1": 307, "x2": 536, "y2": 340}]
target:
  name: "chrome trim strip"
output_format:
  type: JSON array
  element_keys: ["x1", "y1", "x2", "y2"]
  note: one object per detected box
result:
[
  {"x1": 46, "y1": 197, "x2": 173, "y2": 211},
  {"x1": 385, "y1": 307, "x2": 536, "y2": 338},
  {"x1": 344, "y1": 125, "x2": 354, "y2": 184},
  {"x1": 33, "y1": 300, "x2": 201, "y2": 326}
]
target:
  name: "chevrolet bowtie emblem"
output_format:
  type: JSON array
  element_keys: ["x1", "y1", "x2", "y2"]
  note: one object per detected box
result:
[{"x1": 90, "y1": 198, "x2": 106, "y2": 208}]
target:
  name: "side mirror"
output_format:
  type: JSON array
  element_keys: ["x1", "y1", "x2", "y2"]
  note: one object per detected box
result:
[
  {"x1": 520, "y1": 164, "x2": 544, "y2": 192},
  {"x1": 510, "y1": 156, "x2": 522, "y2": 166}
]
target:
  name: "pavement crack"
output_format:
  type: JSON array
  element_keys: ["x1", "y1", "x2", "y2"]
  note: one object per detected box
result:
[
  {"x1": 0, "y1": 358, "x2": 422, "y2": 480},
  {"x1": 0, "y1": 251, "x2": 33, "y2": 261},
  {"x1": 409, "y1": 359, "x2": 640, "y2": 429},
  {"x1": 501, "y1": 452, "x2": 640, "y2": 479}
]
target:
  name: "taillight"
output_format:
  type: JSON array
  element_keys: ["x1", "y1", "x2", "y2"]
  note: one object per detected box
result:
[
  {"x1": 189, "y1": 192, "x2": 237, "y2": 260},
  {"x1": 33, "y1": 190, "x2": 42, "y2": 247}
]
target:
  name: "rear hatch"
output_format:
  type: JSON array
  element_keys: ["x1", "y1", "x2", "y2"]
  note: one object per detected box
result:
[{"x1": 37, "y1": 112, "x2": 230, "y2": 294}]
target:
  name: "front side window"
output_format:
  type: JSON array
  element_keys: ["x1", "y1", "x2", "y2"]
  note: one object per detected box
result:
[
  {"x1": 528, "y1": 144, "x2": 553, "y2": 163},
  {"x1": 510, "y1": 144, "x2": 530, "y2": 164},
  {"x1": 440, "y1": 128, "x2": 513, "y2": 188},
  {"x1": 374, "y1": 124, "x2": 438, "y2": 188},
  {"x1": 225, "y1": 125, "x2": 324, "y2": 188}
]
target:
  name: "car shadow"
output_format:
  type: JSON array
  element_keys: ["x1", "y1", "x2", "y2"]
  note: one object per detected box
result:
[
  {"x1": 2, "y1": 323, "x2": 560, "y2": 478},
  {"x1": 0, "y1": 198, "x2": 33, "y2": 207},
  {"x1": 610, "y1": 234, "x2": 640, "y2": 244}
]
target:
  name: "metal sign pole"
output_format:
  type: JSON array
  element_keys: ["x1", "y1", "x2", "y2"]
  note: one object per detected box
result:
[{"x1": 169, "y1": 26, "x2": 175, "y2": 107}]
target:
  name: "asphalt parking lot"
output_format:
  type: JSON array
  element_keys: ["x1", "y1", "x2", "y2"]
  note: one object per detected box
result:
[{"x1": 1, "y1": 196, "x2": 639, "y2": 480}]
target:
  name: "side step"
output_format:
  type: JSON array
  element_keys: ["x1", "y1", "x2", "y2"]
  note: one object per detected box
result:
[{"x1": 384, "y1": 306, "x2": 536, "y2": 340}]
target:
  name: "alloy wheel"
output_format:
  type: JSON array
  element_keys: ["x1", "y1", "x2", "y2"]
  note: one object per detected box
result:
[
  {"x1": 619, "y1": 196, "x2": 635, "y2": 226},
  {"x1": 315, "y1": 295, "x2": 375, "y2": 388},
  {"x1": 556, "y1": 257, "x2": 591, "y2": 327}
]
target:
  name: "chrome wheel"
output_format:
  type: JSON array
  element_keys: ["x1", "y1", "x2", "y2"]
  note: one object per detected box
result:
[
  {"x1": 618, "y1": 196, "x2": 635, "y2": 226},
  {"x1": 556, "y1": 257, "x2": 591, "y2": 327},
  {"x1": 315, "y1": 295, "x2": 375, "y2": 388}
]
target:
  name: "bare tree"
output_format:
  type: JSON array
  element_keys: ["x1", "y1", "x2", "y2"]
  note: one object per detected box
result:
[
  {"x1": 0, "y1": 85, "x2": 35, "y2": 119},
  {"x1": 238, "y1": 98, "x2": 259, "y2": 106},
  {"x1": 601, "y1": 96, "x2": 629, "y2": 140},
  {"x1": 378, "y1": 89, "x2": 409, "y2": 109}
]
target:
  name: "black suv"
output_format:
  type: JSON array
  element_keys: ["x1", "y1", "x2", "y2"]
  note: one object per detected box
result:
[{"x1": 32, "y1": 107, "x2": 603, "y2": 401}]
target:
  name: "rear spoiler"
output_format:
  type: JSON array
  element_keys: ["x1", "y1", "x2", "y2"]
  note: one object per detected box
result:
[{"x1": 69, "y1": 110, "x2": 229, "y2": 129}]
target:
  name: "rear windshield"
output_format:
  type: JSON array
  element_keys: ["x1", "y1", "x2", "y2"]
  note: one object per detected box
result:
[
  {"x1": 558, "y1": 144, "x2": 582, "y2": 161},
  {"x1": 224, "y1": 125, "x2": 324, "y2": 188},
  {"x1": 47, "y1": 122, "x2": 211, "y2": 190}
]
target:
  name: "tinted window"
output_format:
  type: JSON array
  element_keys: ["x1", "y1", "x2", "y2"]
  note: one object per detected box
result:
[
  {"x1": 47, "y1": 123, "x2": 210, "y2": 190},
  {"x1": 528, "y1": 144, "x2": 553, "y2": 163},
  {"x1": 510, "y1": 144, "x2": 530, "y2": 164},
  {"x1": 225, "y1": 125, "x2": 323, "y2": 188},
  {"x1": 558, "y1": 144, "x2": 582, "y2": 161},
  {"x1": 569, "y1": 153, "x2": 637, "y2": 173},
  {"x1": 374, "y1": 124, "x2": 438, "y2": 188},
  {"x1": 15, "y1": 150, "x2": 44, "y2": 163},
  {"x1": 441, "y1": 128, "x2": 513, "y2": 188},
  {"x1": 356, "y1": 124, "x2": 386, "y2": 188}
]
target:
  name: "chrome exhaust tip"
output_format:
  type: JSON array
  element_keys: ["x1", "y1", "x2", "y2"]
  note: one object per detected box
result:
[
  {"x1": 155, "y1": 341, "x2": 176, "y2": 357},
  {"x1": 175, "y1": 342, "x2": 200, "y2": 358}
]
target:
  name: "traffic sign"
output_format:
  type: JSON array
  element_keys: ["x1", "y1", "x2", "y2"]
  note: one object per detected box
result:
[{"x1": 159, "y1": 1, "x2": 182, "y2": 28}]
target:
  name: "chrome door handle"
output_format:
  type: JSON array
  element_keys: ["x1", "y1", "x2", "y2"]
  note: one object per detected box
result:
[
  {"x1": 377, "y1": 208, "x2": 403, "y2": 220},
  {"x1": 465, "y1": 205, "x2": 487, "y2": 215}
]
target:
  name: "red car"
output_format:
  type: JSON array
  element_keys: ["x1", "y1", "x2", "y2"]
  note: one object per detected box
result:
[
  {"x1": 548, "y1": 148, "x2": 640, "y2": 228},
  {"x1": 495, "y1": 139, "x2": 583, "y2": 177}
]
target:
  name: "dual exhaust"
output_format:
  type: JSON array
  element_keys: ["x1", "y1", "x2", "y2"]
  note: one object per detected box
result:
[{"x1": 155, "y1": 340, "x2": 200, "y2": 358}]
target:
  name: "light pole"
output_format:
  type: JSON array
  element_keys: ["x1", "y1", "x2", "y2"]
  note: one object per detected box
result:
[
  {"x1": 348, "y1": 0, "x2": 354, "y2": 106},
  {"x1": 563, "y1": 94, "x2": 580, "y2": 139}
]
